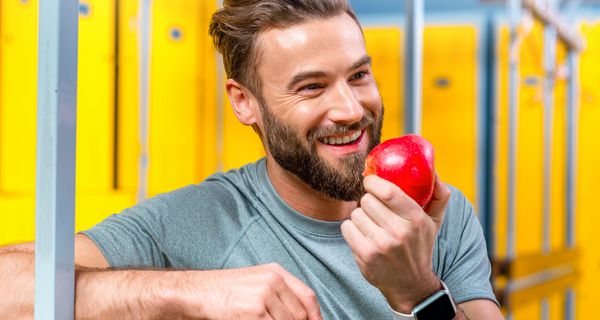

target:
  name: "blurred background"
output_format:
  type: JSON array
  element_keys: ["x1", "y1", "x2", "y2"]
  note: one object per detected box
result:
[{"x1": 0, "y1": 0, "x2": 599, "y2": 318}]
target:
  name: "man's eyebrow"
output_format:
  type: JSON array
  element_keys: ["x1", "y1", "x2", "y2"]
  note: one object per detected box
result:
[
  {"x1": 285, "y1": 55, "x2": 372, "y2": 91},
  {"x1": 349, "y1": 55, "x2": 372, "y2": 71},
  {"x1": 286, "y1": 71, "x2": 327, "y2": 91}
]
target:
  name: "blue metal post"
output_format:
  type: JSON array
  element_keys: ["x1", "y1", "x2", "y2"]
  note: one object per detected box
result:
[
  {"x1": 35, "y1": 0, "x2": 79, "y2": 319},
  {"x1": 564, "y1": 7, "x2": 580, "y2": 320},
  {"x1": 541, "y1": 2, "x2": 558, "y2": 319},
  {"x1": 506, "y1": 0, "x2": 522, "y2": 317},
  {"x1": 479, "y1": 14, "x2": 498, "y2": 257},
  {"x1": 542, "y1": 0, "x2": 557, "y2": 256},
  {"x1": 403, "y1": 0, "x2": 424, "y2": 134},
  {"x1": 138, "y1": 0, "x2": 152, "y2": 201}
]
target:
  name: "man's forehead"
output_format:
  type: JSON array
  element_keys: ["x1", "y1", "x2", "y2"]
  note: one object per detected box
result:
[{"x1": 255, "y1": 14, "x2": 366, "y2": 78}]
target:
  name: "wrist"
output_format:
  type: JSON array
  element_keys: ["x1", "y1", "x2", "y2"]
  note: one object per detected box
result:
[
  {"x1": 385, "y1": 274, "x2": 442, "y2": 313},
  {"x1": 154, "y1": 271, "x2": 192, "y2": 318},
  {"x1": 389, "y1": 279, "x2": 457, "y2": 320}
]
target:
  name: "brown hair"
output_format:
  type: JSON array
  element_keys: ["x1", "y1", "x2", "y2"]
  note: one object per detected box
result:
[{"x1": 209, "y1": 0, "x2": 360, "y2": 99}]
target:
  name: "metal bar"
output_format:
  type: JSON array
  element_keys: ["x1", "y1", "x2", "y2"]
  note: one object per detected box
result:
[
  {"x1": 34, "y1": 0, "x2": 79, "y2": 319},
  {"x1": 215, "y1": 54, "x2": 225, "y2": 172},
  {"x1": 113, "y1": 0, "x2": 121, "y2": 190},
  {"x1": 564, "y1": 10, "x2": 579, "y2": 320},
  {"x1": 403, "y1": 0, "x2": 424, "y2": 134},
  {"x1": 137, "y1": 0, "x2": 151, "y2": 201},
  {"x1": 565, "y1": 28, "x2": 578, "y2": 255},
  {"x1": 541, "y1": 3, "x2": 558, "y2": 319},
  {"x1": 542, "y1": 0, "x2": 557, "y2": 255},
  {"x1": 507, "y1": 0, "x2": 521, "y2": 262},
  {"x1": 565, "y1": 289, "x2": 576, "y2": 320},
  {"x1": 506, "y1": 1, "x2": 522, "y2": 317},
  {"x1": 522, "y1": 0, "x2": 583, "y2": 51},
  {"x1": 216, "y1": 0, "x2": 224, "y2": 172},
  {"x1": 479, "y1": 14, "x2": 498, "y2": 257}
]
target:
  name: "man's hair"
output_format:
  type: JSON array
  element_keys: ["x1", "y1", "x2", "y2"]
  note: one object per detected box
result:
[{"x1": 209, "y1": 0, "x2": 360, "y2": 98}]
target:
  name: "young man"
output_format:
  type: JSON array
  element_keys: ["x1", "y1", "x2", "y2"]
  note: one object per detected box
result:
[{"x1": 0, "y1": 0, "x2": 503, "y2": 319}]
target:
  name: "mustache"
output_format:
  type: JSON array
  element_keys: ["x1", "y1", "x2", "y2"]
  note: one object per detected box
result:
[{"x1": 307, "y1": 111, "x2": 376, "y2": 141}]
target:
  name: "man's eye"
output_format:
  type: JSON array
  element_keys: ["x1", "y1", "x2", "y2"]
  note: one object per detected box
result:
[
  {"x1": 302, "y1": 83, "x2": 323, "y2": 91},
  {"x1": 351, "y1": 71, "x2": 368, "y2": 80}
]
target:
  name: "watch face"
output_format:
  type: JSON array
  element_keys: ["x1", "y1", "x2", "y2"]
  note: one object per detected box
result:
[{"x1": 414, "y1": 291, "x2": 456, "y2": 320}]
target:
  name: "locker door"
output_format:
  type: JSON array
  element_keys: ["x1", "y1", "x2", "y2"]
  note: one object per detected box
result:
[
  {"x1": 76, "y1": 0, "x2": 116, "y2": 192},
  {"x1": 0, "y1": 0, "x2": 38, "y2": 194},
  {"x1": 495, "y1": 20, "x2": 585, "y2": 319},
  {"x1": 576, "y1": 20, "x2": 600, "y2": 320},
  {"x1": 148, "y1": 0, "x2": 204, "y2": 196},
  {"x1": 422, "y1": 25, "x2": 479, "y2": 205}
]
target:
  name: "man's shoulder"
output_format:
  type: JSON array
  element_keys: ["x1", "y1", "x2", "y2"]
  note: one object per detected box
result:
[{"x1": 151, "y1": 159, "x2": 263, "y2": 208}]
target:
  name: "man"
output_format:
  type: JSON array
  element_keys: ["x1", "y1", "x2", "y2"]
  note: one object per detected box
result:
[{"x1": 0, "y1": 0, "x2": 503, "y2": 319}]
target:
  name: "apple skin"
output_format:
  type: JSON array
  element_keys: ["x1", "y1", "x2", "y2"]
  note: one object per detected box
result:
[{"x1": 363, "y1": 134, "x2": 435, "y2": 207}]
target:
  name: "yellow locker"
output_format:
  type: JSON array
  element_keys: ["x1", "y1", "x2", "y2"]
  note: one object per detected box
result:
[
  {"x1": 0, "y1": 0, "x2": 38, "y2": 194},
  {"x1": 422, "y1": 25, "x2": 479, "y2": 205},
  {"x1": 76, "y1": 0, "x2": 116, "y2": 192},
  {"x1": 495, "y1": 22, "x2": 545, "y2": 320},
  {"x1": 148, "y1": 0, "x2": 205, "y2": 196},
  {"x1": 116, "y1": 0, "x2": 141, "y2": 192},
  {"x1": 576, "y1": 20, "x2": 600, "y2": 320},
  {"x1": 495, "y1": 20, "x2": 600, "y2": 319},
  {"x1": 198, "y1": 1, "x2": 219, "y2": 179},
  {"x1": 0, "y1": 0, "x2": 137, "y2": 245}
]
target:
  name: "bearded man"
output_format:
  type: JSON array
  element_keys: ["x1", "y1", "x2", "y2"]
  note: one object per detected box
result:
[{"x1": 0, "y1": 0, "x2": 503, "y2": 319}]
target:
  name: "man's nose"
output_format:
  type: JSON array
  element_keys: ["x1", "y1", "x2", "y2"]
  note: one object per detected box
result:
[{"x1": 327, "y1": 82, "x2": 364, "y2": 125}]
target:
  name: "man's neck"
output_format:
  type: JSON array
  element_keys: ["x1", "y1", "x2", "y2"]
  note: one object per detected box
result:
[{"x1": 265, "y1": 158, "x2": 357, "y2": 221}]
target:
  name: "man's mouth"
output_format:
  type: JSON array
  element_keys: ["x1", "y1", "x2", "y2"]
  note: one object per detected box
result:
[{"x1": 317, "y1": 129, "x2": 363, "y2": 146}]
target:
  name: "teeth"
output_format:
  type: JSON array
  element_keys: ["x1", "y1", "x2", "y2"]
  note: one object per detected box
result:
[{"x1": 319, "y1": 130, "x2": 362, "y2": 146}]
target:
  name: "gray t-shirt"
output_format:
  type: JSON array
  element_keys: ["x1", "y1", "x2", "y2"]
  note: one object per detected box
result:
[{"x1": 83, "y1": 158, "x2": 497, "y2": 319}]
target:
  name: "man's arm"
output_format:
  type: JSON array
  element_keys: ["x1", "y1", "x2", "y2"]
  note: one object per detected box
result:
[
  {"x1": 0, "y1": 235, "x2": 322, "y2": 319},
  {"x1": 457, "y1": 299, "x2": 504, "y2": 319}
]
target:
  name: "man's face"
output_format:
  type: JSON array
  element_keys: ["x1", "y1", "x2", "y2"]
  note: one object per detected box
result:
[{"x1": 255, "y1": 13, "x2": 383, "y2": 201}]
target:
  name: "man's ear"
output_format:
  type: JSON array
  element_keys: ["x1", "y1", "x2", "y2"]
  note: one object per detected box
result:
[{"x1": 225, "y1": 78, "x2": 259, "y2": 126}]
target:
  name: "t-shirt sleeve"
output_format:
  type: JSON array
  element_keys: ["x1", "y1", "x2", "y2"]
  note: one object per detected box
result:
[
  {"x1": 435, "y1": 186, "x2": 499, "y2": 306},
  {"x1": 81, "y1": 194, "x2": 176, "y2": 268}
]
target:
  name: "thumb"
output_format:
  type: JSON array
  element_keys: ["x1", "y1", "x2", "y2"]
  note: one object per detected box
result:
[{"x1": 424, "y1": 174, "x2": 451, "y2": 228}]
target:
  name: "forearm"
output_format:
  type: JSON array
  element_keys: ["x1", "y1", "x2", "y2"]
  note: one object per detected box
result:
[
  {"x1": 0, "y1": 252, "x2": 35, "y2": 319},
  {"x1": 75, "y1": 268, "x2": 180, "y2": 319},
  {"x1": 0, "y1": 251, "x2": 180, "y2": 320}
]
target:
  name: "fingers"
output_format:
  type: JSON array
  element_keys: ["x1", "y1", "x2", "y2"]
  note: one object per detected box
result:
[
  {"x1": 340, "y1": 213, "x2": 379, "y2": 260},
  {"x1": 268, "y1": 264, "x2": 322, "y2": 320},
  {"x1": 362, "y1": 175, "x2": 420, "y2": 221},
  {"x1": 423, "y1": 174, "x2": 451, "y2": 226}
]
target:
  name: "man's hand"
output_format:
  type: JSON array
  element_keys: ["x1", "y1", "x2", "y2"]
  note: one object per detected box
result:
[
  {"x1": 168, "y1": 263, "x2": 322, "y2": 320},
  {"x1": 340, "y1": 174, "x2": 451, "y2": 313}
]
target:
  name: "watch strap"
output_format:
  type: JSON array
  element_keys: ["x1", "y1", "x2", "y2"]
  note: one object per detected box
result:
[{"x1": 389, "y1": 280, "x2": 455, "y2": 320}]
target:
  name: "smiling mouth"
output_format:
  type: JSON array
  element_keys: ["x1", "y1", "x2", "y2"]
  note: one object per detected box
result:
[{"x1": 318, "y1": 129, "x2": 363, "y2": 146}]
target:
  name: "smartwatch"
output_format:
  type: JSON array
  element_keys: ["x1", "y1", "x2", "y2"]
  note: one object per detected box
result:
[{"x1": 390, "y1": 280, "x2": 457, "y2": 320}]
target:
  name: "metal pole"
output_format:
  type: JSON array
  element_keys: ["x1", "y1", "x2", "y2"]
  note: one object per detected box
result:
[
  {"x1": 542, "y1": 0, "x2": 557, "y2": 256},
  {"x1": 564, "y1": 10, "x2": 580, "y2": 320},
  {"x1": 506, "y1": 0, "x2": 522, "y2": 317},
  {"x1": 35, "y1": 0, "x2": 79, "y2": 319},
  {"x1": 541, "y1": 2, "x2": 558, "y2": 318},
  {"x1": 479, "y1": 14, "x2": 498, "y2": 257},
  {"x1": 216, "y1": 0, "x2": 225, "y2": 172},
  {"x1": 403, "y1": 0, "x2": 424, "y2": 134},
  {"x1": 137, "y1": 0, "x2": 151, "y2": 201}
]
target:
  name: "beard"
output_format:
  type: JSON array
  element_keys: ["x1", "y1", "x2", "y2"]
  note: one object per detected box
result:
[{"x1": 261, "y1": 103, "x2": 383, "y2": 202}]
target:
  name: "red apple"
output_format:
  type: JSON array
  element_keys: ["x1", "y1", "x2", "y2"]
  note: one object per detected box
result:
[{"x1": 363, "y1": 134, "x2": 435, "y2": 207}]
